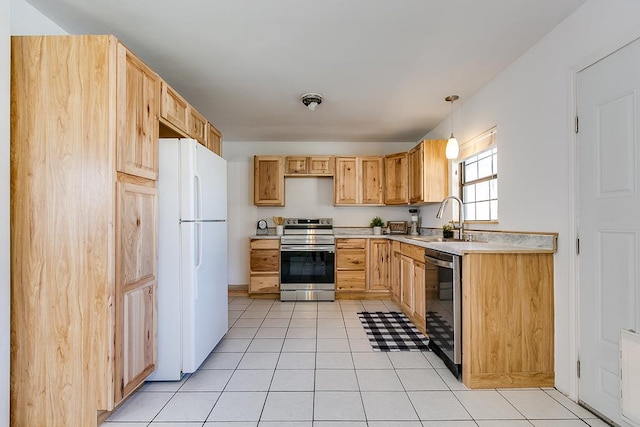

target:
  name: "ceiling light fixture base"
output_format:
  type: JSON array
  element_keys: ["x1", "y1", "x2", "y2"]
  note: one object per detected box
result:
[{"x1": 300, "y1": 92, "x2": 323, "y2": 111}]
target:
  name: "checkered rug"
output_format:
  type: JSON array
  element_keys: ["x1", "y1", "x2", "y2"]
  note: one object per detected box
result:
[{"x1": 357, "y1": 311, "x2": 430, "y2": 352}]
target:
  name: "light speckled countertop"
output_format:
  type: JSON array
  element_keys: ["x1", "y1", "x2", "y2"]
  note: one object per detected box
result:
[{"x1": 250, "y1": 230, "x2": 557, "y2": 256}]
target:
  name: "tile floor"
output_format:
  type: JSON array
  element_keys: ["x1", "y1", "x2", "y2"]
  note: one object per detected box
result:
[{"x1": 105, "y1": 297, "x2": 608, "y2": 427}]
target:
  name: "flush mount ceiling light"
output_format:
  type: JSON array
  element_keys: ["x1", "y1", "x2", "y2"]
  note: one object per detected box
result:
[
  {"x1": 300, "y1": 92, "x2": 323, "y2": 111},
  {"x1": 445, "y1": 95, "x2": 460, "y2": 159}
]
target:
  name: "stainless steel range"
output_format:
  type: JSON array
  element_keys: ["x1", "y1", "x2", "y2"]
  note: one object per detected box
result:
[{"x1": 280, "y1": 218, "x2": 335, "y2": 301}]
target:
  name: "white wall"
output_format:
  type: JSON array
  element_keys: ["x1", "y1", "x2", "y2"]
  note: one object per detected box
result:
[
  {"x1": 11, "y1": 0, "x2": 68, "y2": 35},
  {"x1": 225, "y1": 141, "x2": 416, "y2": 285},
  {"x1": 1, "y1": 0, "x2": 10, "y2": 423},
  {"x1": 422, "y1": 0, "x2": 640, "y2": 398}
]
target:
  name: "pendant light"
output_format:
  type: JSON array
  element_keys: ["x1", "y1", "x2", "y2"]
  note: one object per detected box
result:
[{"x1": 445, "y1": 95, "x2": 459, "y2": 159}]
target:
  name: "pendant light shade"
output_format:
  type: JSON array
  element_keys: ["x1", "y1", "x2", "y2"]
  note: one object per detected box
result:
[{"x1": 445, "y1": 95, "x2": 459, "y2": 160}]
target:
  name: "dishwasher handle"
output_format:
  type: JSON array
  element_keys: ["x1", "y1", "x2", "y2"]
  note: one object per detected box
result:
[{"x1": 424, "y1": 254, "x2": 454, "y2": 269}]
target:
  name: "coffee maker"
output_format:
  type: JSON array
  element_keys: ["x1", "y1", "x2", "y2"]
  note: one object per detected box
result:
[{"x1": 409, "y1": 208, "x2": 419, "y2": 236}]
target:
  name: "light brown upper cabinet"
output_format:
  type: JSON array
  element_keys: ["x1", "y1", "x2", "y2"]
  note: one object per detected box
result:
[
  {"x1": 11, "y1": 35, "x2": 159, "y2": 426},
  {"x1": 408, "y1": 139, "x2": 448, "y2": 204},
  {"x1": 384, "y1": 152, "x2": 409, "y2": 205},
  {"x1": 187, "y1": 106, "x2": 207, "y2": 146},
  {"x1": 206, "y1": 122, "x2": 223, "y2": 156},
  {"x1": 254, "y1": 156, "x2": 285, "y2": 206},
  {"x1": 116, "y1": 42, "x2": 160, "y2": 180},
  {"x1": 160, "y1": 80, "x2": 189, "y2": 135},
  {"x1": 334, "y1": 156, "x2": 384, "y2": 205},
  {"x1": 285, "y1": 156, "x2": 334, "y2": 176}
]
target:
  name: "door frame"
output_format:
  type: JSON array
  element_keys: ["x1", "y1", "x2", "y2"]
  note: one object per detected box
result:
[{"x1": 570, "y1": 31, "x2": 640, "y2": 404}]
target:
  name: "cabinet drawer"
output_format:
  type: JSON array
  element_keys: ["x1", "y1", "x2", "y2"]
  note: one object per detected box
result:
[
  {"x1": 250, "y1": 274, "x2": 279, "y2": 293},
  {"x1": 401, "y1": 243, "x2": 425, "y2": 261},
  {"x1": 337, "y1": 249, "x2": 366, "y2": 269},
  {"x1": 250, "y1": 249, "x2": 279, "y2": 272},
  {"x1": 250, "y1": 239, "x2": 280, "y2": 250},
  {"x1": 336, "y1": 239, "x2": 366, "y2": 249},
  {"x1": 336, "y1": 270, "x2": 366, "y2": 291}
]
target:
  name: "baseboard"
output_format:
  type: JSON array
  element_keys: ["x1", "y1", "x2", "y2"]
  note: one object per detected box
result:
[{"x1": 228, "y1": 284, "x2": 248, "y2": 297}]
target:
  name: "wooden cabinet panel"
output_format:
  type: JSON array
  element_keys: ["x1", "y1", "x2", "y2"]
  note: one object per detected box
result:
[
  {"x1": 121, "y1": 282, "x2": 156, "y2": 398},
  {"x1": 336, "y1": 238, "x2": 366, "y2": 292},
  {"x1": 462, "y1": 253, "x2": 555, "y2": 389},
  {"x1": 391, "y1": 243, "x2": 402, "y2": 302},
  {"x1": 188, "y1": 106, "x2": 207, "y2": 145},
  {"x1": 308, "y1": 156, "x2": 334, "y2": 175},
  {"x1": 206, "y1": 122, "x2": 222, "y2": 156},
  {"x1": 408, "y1": 139, "x2": 448, "y2": 204},
  {"x1": 116, "y1": 43, "x2": 159, "y2": 180},
  {"x1": 115, "y1": 179, "x2": 157, "y2": 403},
  {"x1": 401, "y1": 243, "x2": 425, "y2": 262},
  {"x1": 368, "y1": 239, "x2": 389, "y2": 291},
  {"x1": 361, "y1": 157, "x2": 384, "y2": 204},
  {"x1": 250, "y1": 249, "x2": 280, "y2": 272},
  {"x1": 249, "y1": 239, "x2": 280, "y2": 294},
  {"x1": 412, "y1": 260, "x2": 426, "y2": 331},
  {"x1": 334, "y1": 157, "x2": 358, "y2": 204},
  {"x1": 285, "y1": 156, "x2": 308, "y2": 174},
  {"x1": 160, "y1": 80, "x2": 188, "y2": 134},
  {"x1": 384, "y1": 152, "x2": 409, "y2": 205},
  {"x1": 285, "y1": 156, "x2": 334, "y2": 176},
  {"x1": 400, "y1": 255, "x2": 413, "y2": 313},
  {"x1": 334, "y1": 156, "x2": 383, "y2": 205},
  {"x1": 336, "y1": 270, "x2": 366, "y2": 291},
  {"x1": 254, "y1": 156, "x2": 285, "y2": 206}
]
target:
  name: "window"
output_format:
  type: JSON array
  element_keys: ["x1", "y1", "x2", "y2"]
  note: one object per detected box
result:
[{"x1": 460, "y1": 137, "x2": 497, "y2": 222}]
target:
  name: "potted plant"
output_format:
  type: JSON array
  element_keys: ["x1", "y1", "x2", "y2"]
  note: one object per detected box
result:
[
  {"x1": 370, "y1": 216, "x2": 384, "y2": 235},
  {"x1": 442, "y1": 222, "x2": 455, "y2": 239}
]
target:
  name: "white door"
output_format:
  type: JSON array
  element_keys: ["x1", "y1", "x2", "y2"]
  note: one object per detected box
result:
[{"x1": 577, "y1": 37, "x2": 640, "y2": 425}]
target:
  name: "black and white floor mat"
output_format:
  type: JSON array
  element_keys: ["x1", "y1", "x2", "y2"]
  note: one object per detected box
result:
[{"x1": 358, "y1": 311, "x2": 430, "y2": 352}]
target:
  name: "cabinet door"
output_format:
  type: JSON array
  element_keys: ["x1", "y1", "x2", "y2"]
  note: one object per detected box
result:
[
  {"x1": 115, "y1": 180, "x2": 157, "y2": 403},
  {"x1": 408, "y1": 142, "x2": 424, "y2": 204},
  {"x1": 334, "y1": 157, "x2": 358, "y2": 204},
  {"x1": 422, "y1": 139, "x2": 449, "y2": 202},
  {"x1": 400, "y1": 255, "x2": 413, "y2": 313},
  {"x1": 160, "y1": 80, "x2": 188, "y2": 134},
  {"x1": 116, "y1": 43, "x2": 159, "y2": 180},
  {"x1": 254, "y1": 156, "x2": 285, "y2": 206},
  {"x1": 361, "y1": 157, "x2": 384, "y2": 204},
  {"x1": 368, "y1": 239, "x2": 389, "y2": 291},
  {"x1": 206, "y1": 123, "x2": 222, "y2": 156},
  {"x1": 412, "y1": 260, "x2": 426, "y2": 331},
  {"x1": 285, "y1": 156, "x2": 309, "y2": 174},
  {"x1": 391, "y1": 248, "x2": 402, "y2": 302},
  {"x1": 384, "y1": 152, "x2": 409, "y2": 205},
  {"x1": 308, "y1": 156, "x2": 334, "y2": 175},
  {"x1": 188, "y1": 106, "x2": 207, "y2": 145}
]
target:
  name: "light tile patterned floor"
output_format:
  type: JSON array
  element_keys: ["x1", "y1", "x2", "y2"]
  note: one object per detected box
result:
[{"x1": 105, "y1": 298, "x2": 609, "y2": 426}]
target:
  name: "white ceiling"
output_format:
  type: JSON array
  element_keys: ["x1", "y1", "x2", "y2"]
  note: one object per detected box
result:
[{"x1": 25, "y1": 0, "x2": 586, "y2": 143}]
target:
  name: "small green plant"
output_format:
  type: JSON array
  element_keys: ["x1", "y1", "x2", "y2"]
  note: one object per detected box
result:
[
  {"x1": 370, "y1": 216, "x2": 384, "y2": 227},
  {"x1": 442, "y1": 222, "x2": 455, "y2": 238}
]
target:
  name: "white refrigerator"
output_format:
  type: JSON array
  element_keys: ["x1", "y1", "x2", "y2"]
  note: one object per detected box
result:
[{"x1": 149, "y1": 138, "x2": 228, "y2": 381}]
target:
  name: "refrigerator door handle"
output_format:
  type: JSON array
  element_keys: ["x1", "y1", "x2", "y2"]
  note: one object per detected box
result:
[{"x1": 194, "y1": 173, "x2": 202, "y2": 219}]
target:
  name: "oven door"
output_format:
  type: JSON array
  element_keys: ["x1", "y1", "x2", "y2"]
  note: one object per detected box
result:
[{"x1": 280, "y1": 244, "x2": 335, "y2": 291}]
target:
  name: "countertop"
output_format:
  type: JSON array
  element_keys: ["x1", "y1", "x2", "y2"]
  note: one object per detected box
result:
[{"x1": 249, "y1": 232, "x2": 556, "y2": 256}]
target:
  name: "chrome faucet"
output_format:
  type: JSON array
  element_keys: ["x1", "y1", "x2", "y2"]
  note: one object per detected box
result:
[{"x1": 436, "y1": 196, "x2": 465, "y2": 240}]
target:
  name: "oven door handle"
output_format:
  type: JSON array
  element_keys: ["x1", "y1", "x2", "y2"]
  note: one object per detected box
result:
[
  {"x1": 281, "y1": 245, "x2": 335, "y2": 252},
  {"x1": 424, "y1": 254, "x2": 453, "y2": 269}
]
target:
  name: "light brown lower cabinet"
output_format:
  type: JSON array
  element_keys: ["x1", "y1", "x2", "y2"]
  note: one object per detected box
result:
[
  {"x1": 390, "y1": 241, "x2": 402, "y2": 302},
  {"x1": 336, "y1": 239, "x2": 367, "y2": 292},
  {"x1": 249, "y1": 239, "x2": 280, "y2": 294},
  {"x1": 367, "y1": 239, "x2": 389, "y2": 291},
  {"x1": 462, "y1": 253, "x2": 555, "y2": 389}
]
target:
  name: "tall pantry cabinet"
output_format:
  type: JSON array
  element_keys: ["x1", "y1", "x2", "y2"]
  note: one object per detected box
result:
[{"x1": 10, "y1": 35, "x2": 158, "y2": 426}]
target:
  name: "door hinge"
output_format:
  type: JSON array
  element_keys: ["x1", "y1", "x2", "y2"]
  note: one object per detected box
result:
[
  {"x1": 576, "y1": 237, "x2": 580, "y2": 255},
  {"x1": 575, "y1": 116, "x2": 579, "y2": 133}
]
